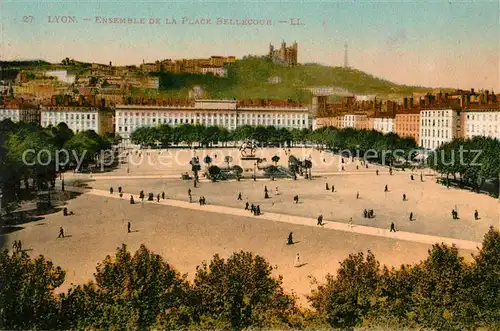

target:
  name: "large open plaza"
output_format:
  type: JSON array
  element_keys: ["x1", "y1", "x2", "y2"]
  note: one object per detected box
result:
[{"x1": 3, "y1": 147, "x2": 498, "y2": 305}]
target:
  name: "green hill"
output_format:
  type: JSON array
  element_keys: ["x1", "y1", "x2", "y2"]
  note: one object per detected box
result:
[{"x1": 146, "y1": 56, "x2": 436, "y2": 102}]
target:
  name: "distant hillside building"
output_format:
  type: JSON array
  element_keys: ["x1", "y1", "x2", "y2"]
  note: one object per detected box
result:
[{"x1": 268, "y1": 40, "x2": 298, "y2": 65}]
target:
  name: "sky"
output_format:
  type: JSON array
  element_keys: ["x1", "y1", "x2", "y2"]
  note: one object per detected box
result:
[{"x1": 1, "y1": 0, "x2": 499, "y2": 90}]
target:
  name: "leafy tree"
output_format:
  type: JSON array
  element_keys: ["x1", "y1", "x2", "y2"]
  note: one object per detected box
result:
[
  {"x1": 60, "y1": 244, "x2": 191, "y2": 330},
  {"x1": 0, "y1": 250, "x2": 65, "y2": 330},
  {"x1": 207, "y1": 165, "x2": 221, "y2": 182},
  {"x1": 469, "y1": 227, "x2": 500, "y2": 328},
  {"x1": 308, "y1": 251, "x2": 381, "y2": 328},
  {"x1": 191, "y1": 251, "x2": 300, "y2": 330}
]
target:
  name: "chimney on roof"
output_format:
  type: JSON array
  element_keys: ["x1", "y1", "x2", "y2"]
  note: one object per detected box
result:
[{"x1": 403, "y1": 97, "x2": 408, "y2": 110}]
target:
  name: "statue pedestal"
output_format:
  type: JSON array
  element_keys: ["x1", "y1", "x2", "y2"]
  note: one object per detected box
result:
[{"x1": 241, "y1": 156, "x2": 260, "y2": 161}]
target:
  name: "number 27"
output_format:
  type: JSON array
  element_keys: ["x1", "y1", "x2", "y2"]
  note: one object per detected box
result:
[{"x1": 23, "y1": 16, "x2": 34, "y2": 23}]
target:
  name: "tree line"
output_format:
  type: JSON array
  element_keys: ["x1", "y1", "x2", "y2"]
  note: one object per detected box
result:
[
  {"x1": 1, "y1": 227, "x2": 498, "y2": 330},
  {"x1": 0, "y1": 119, "x2": 117, "y2": 214},
  {"x1": 131, "y1": 124, "x2": 418, "y2": 161},
  {"x1": 429, "y1": 136, "x2": 500, "y2": 191}
]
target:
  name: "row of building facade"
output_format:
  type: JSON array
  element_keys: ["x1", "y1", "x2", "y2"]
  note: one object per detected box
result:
[
  {"x1": 314, "y1": 90, "x2": 499, "y2": 149},
  {"x1": 1, "y1": 90, "x2": 499, "y2": 149}
]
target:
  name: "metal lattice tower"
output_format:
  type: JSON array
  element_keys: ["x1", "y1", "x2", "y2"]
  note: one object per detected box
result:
[{"x1": 344, "y1": 42, "x2": 348, "y2": 68}]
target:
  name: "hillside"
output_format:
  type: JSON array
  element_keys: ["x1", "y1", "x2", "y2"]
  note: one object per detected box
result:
[
  {"x1": 2, "y1": 57, "x2": 439, "y2": 101},
  {"x1": 146, "y1": 56, "x2": 436, "y2": 102}
]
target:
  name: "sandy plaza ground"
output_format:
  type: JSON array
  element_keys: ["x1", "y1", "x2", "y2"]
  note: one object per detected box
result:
[
  {"x1": 2, "y1": 147, "x2": 498, "y2": 305},
  {"x1": 4, "y1": 194, "x2": 441, "y2": 305}
]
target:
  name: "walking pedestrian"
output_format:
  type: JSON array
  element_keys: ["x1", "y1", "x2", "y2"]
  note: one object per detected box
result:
[
  {"x1": 376, "y1": 170, "x2": 379, "y2": 175},
  {"x1": 130, "y1": 195, "x2": 135, "y2": 204},
  {"x1": 348, "y1": 217, "x2": 353, "y2": 229},
  {"x1": 474, "y1": 210, "x2": 479, "y2": 220},
  {"x1": 199, "y1": 197, "x2": 203, "y2": 205},
  {"x1": 356, "y1": 191, "x2": 359, "y2": 199},
  {"x1": 118, "y1": 186, "x2": 122, "y2": 193},
  {"x1": 58, "y1": 227, "x2": 65, "y2": 238},
  {"x1": 389, "y1": 222, "x2": 396, "y2": 232},
  {"x1": 245, "y1": 202, "x2": 249, "y2": 210},
  {"x1": 275, "y1": 187, "x2": 280, "y2": 195},
  {"x1": 325, "y1": 183, "x2": 329, "y2": 191},
  {"x1": 403, "y1": 193, "x2": 406, "y2": 201},
  {"x1": 157, "y1": 194, "x2": 160, "y2": 202},
  {"x1": 409, "y1": 212, "x2": 413, "y2": 221},
  {"x1": 287, "y1": 232, "x2": 294, "y2": 245},
  {"x1": 256, "y1": 205, "x2": 261, "y2": 215},
  {"x1": 162, "y1": 191, "x2": 165, "y2": 199},
  {"x1": 384, "y1": 185, "x2": 388, "y2": 192},
  {"x1": 294, "y1": 253, "x2": 301, "y2": 267},
  {"x1": 331, "y1": 185, "x2": 335, "y2": 192},
  {"x1": 264, "y1": 186, "x2": 268, "y2": 193},
  {"x1": 237, "y1": 192, "x2": 242, "y2": 200},
  {"x1": 317, "y1": 214, "x2": 323, "y2": 226},
  {"x1": 110, "y1": 187, "x2": 113, "y2": 194},
  {"x1": 127, "y1": 222, "x2": 131, "y2": 233},
  {"x1": 188, "y1": 189, "x2": 192, "y2": 197}
]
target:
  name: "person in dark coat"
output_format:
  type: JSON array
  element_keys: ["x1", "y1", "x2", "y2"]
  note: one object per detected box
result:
[
  {"x1": 256, "y1": 205, "x2": 260, "y2": 215},
  {"x1": 110, "y1": 187, "x2": 113, "y2": 194},
  {"x1": 403, "y1": 194, "x2": 406, "y2": 201},
  {"x1": 118, "y1": 186, "x2": 122, "y2": 193},
  {"x1": 287, "y1": 232, "x2": 294, "y2": 245},
  {"x1": 384, "y1": 185, "x2": 388, "y2": 192},
  {"x1": 162, "y1": 191, "x2": 165, "y2": 199},
  {"x1": 127, "y1": 222, "x2": 131, "y2": 233},
  {"x1": 376, "y1": 170, "x2": 379, "y2": 175},
  {"x1": 237, "y1": 193, "x2": 242, "y2": 200},
  {"x1": 331, "y1": 185, "x2": 335, "y2": 192},
  {"x1": 293, "y1": 195, "x2": 299, "y2": 203},
  {"x1": 245, "y1": 202, "x2": 249, "y2": 210},
  {"x1": 317, "y1": 214, "x2": 323, "y2": 226},
  {"x1": 409, "y1": 212, "x2": 413, "y2": 221},
  {"x1": 58, "y1": 227, "x2": 65, "y2": 238},
  {"x1": 389, "y1": 222, "x2": 396, "y2": 232},
  {"x1": 474, "y1": 210, "x2": 479, "y2": 220},
  {"x1": 325, "y1": 183, "x2": 329, "y2": 190},
  {"x1": 130, "y1": 195, "x2": 135, "y2": 204}
]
